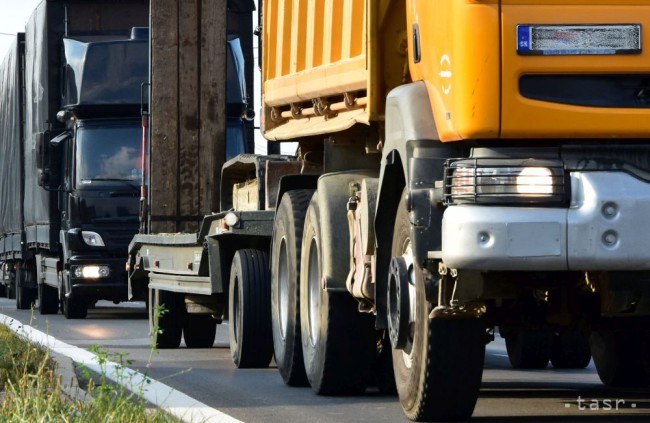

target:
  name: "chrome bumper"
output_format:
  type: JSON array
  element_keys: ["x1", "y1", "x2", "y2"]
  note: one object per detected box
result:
[{"x1": 441, "y1": 172, "x2": 650, "y2": 271}]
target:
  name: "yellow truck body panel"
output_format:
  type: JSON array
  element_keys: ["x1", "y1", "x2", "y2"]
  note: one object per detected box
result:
[
  {"x1": 262, "y1": 0, "x2": 405, "y2": 140},
  {"x1": 263, "y1": 0, "x2": 650, "y2": 141}
]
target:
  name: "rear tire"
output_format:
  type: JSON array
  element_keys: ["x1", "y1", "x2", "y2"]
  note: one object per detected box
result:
[
  {"x1": 391, "y1": 191, "x2": 485, "y2": 421},
  {"x1": 271, "y1": 190, "x2": 312, "y2": 386},
  {"x1": 229, "y1": 249, "x2": 273, "y2": 368},
  {"x1": 16, "y1": 266, "x2": 36, "y2": 310},
  {"x1": 150, "y1": 288, "x2": 184, "y2": 349},
  {"x1": 550, "y1": 330, "x2": 591, "y2": 369},
  {"x1": 7, "y1": 282, "x2": 16, "y2": 300},
  {"x1": 591, "y1": 327, "x2": 649, "y2": 387},
  {"x1": 300, "y1": 195, "x2": 375, "y2": 395},
  {"x1": 505, "y1": 326, "x2": 551, "y2": 369},
  {"x1": 183, "y1": 314, "x2": 217, "y2": 348},
  {"x1": 38, "y1": 283, "x2": 59, "y2": 315}
]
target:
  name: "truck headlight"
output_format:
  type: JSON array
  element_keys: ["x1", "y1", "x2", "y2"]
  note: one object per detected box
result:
[
  {"x1": 82, "y1": 231, "x2": 105, "y2": 247},
  {"x1": 72, "y1": 265, "x2": 111, "y2": 279},
  {"x1": 445, "y1": 159, "x2": 566, "y2": 205}
]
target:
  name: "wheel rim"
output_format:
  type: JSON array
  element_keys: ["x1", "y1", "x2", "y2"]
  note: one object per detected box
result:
[
  {"x1": 278, "y1": 238, "x2": 289, "y2": 340},
  {"x1": 307, "y1": 237, "x2": 320, "y2": 347},
  {"x1": 399, "y1": 242, "x2": 417, "y2": 370}
]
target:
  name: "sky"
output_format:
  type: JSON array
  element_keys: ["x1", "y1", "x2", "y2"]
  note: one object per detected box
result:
[{"x1": 0, "y1": 0, "x2": 41, "y2": 59}]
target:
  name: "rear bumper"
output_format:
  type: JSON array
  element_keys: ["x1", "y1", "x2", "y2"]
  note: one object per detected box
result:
[{"x1": 442, "y1": 171, "x2": 650, "y2": 271}]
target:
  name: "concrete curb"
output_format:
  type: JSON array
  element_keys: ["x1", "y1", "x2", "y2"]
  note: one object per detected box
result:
[
  {"x1": 51, "y1": 351, "x2": 92, "y2": 405},
  {"x1": 1, "y1": 314, "x2": 242, "y2": 423}
]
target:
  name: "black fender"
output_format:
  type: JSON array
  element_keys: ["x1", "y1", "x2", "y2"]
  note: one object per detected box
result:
[{"x1": 375, "y1": 81, "x2": 465, "y2": 327}]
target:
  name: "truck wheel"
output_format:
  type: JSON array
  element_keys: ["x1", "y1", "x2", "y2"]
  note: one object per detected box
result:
[
  {"x1": 183, "y1": 314, "x2": 217, "y2": 348},
  {"x1": 150, "y1": 288, "x2": 184, "y2": 349},
  {"x1": 391, "y1": 192, "x2": 485, "y2": 421},
  {"x1": 62, "y1": 296, "x2": 88, "y2": 319},
  {"x1": 229, "y1": 249, "x2": 273, "y2": 368},
  {"x1": 550, "y1": 330, "x2": 591, "y2": 369},
  {"x1": 300, "y1": 196, "x2": 375, "y2": 395},
  {"x1": 505, "y1": 326, "x2": 551, "y2": 369},
  {"x1": 7, "y1": 283, "x2": 16, "y2": 300},
  {"x1": 59, "y1": 271, "x2": 88, "y2": 319},
  {"x1": 271, "y1": 190, "x2": 312, "y2": 386},
  {"x1": 591, "y1": 328, "x2": 649, "y2": 387},
  {"x1": 38, "y1": 283, "x2": 59, "y2": 315},
  {"x1": 16, "y1": 267, "x2": 36, "y2": 310}
]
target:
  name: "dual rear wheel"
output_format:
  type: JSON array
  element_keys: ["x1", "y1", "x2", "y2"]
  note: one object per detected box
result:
[
  {"x1": 272, "y1": 189, "x2": 486, "y2": 421},
  {"x1": 149, "y1": 289, "x2": 217, "y2": 349}
]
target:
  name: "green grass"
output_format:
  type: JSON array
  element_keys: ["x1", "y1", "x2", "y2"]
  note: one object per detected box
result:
[{"x1": 0, "y1": 323, "x2": 179, "y2": 422}]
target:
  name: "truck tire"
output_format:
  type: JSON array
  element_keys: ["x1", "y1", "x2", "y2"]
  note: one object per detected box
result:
[
  {"x1": 229, "y1": 249, "x2": 273, "y2": 368},
  {"x1": 591, "y1": 327, "x2": 649, "y2": 387},
  {"x1": 59, "y1": 271, "x2": 88, "y2": 319},
  {"x1": 16, "y1": 267, "x2": 36, "y2": 310},
  {"x1": 150, "y1": 288, "x2": 184, "y2": 349},
  {"x1": 550, "y1": 330, "x2": 591, "y2": 369},
  {"x1": 62, "y1": 296, "x2": 88, "y2": 319},
  {"x1": 505, "y1": 326, "x2": 551, "y2": 369},
  {"x1": 38, "y1": 283, "x2": 59, "y2": 315},
  {"x1": 300, "y1": 195, "x2": 376, "y2": 395},
  {"x1": 271, "y1": 190, "x2": 312, "y2": 386},
  {"x1": 183, "y1": 314, "x2": 217, "y2": 348},
  {"x1": 6, "y1": 271, "x2": 16, "y2": 299},
  {"x1": 391, "y1": 192, "x2": 485, "y2": 421}
]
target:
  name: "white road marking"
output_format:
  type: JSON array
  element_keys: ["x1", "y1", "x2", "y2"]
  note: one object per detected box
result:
[{"x1": 0, "y1": 314, "x2": 242, "y2": 423}]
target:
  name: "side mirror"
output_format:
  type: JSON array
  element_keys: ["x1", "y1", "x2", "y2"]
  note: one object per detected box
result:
[
  {"x1": 36, "y1": 132, "x2": 50, "y2": 187},
  {"x1": 36, "y1": 131, "x2": 67, "y2": 188}
]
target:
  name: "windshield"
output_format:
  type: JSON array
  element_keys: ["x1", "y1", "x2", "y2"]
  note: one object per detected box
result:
[{"x1": 76, "y1": 124, "x2": 141, "y2": 185}]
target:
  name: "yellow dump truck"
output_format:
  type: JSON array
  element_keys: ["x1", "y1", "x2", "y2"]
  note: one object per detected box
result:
[
  {"x1": 129, "y1": 0, "x2": 650, "y2": 421},
  {"x1": 262, "y1": 0, "x2": 650, "y2": 421}
]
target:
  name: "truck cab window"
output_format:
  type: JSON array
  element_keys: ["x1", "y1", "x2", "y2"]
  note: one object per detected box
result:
[{"x1": 75, "y1": 124, "x2": 141, "y2": 185}]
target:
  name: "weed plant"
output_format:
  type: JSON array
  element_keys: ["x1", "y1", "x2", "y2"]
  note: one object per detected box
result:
[{"x1": 0, "y1": 318, "x2": 179, "y2": 422}]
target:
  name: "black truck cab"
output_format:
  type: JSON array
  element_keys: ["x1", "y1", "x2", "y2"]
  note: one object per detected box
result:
[{"x1": 54, "y1": 118, "x2": 141, "y2": 305}]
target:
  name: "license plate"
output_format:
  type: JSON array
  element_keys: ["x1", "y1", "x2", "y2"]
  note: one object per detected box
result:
[{"x1": 517, "y1": 24, "x2": 641, "y2": 55}]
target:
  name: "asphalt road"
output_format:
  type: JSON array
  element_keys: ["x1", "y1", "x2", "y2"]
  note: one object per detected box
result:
[{"x1": 1, "y1": 297, "x2": 649, "y2": 422}]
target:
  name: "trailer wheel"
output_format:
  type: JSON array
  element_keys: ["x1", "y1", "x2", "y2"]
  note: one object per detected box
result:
[
  {"x1": 391, "y1": 192, "x2": 485, "y2": 421},
  {"x1": 38, "y1": 283, "x2": 59, "y2": 315},
  {"x1": 271, "y1": 190, "x2": 313, "y2": 386},
  {"x1": 505, "y1": 326, "x2": 551, "y2": 369},
  {"x1": 229, "y1": 249, "x2": 273, "y2": 368},
  {"x1": 591, "y1": 327, "x2": 649, "y2": 387},
  {"x1": 6, "y1": 270, "x2": 16, "y2": 300},
  {"x1": 150, "y1": 288, "x2": 184, "y2": 349},
  {"x1": 300, "y1": 195, "x2": 375, "y2": 395},
  {"x1": 550, "y1": 330, "x2": 591, "y2": 369},
  {"x1": 183, "y1": 314, "x2": 217, "y2": 348},
  {"x1": 16, "y1": 266, "x2": 36, "y2": 310}
]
